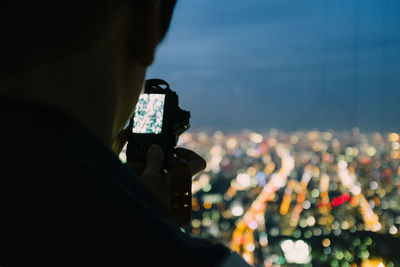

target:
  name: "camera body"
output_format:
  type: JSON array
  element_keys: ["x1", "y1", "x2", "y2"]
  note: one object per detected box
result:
[
  {"x1": 126, "y1": 79, "x2": 192, "y2": 225},
  {"x1": 126, "y1": 79, "x2": 190, "y2": 169}
]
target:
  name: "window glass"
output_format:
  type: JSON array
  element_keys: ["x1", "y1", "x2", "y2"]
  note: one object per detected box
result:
[{"x1": 149, "y1": 1, "x2": 400, "y2": 266}]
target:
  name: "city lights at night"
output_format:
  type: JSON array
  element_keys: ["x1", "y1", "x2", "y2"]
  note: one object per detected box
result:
[
  {"x1": 2, "y1": 0, "x2": 400, "y2": 266},
  {"x1": 177, "y1": 129, "x2": 400, "y2": 266},
  {"x1": 144, "y1": 1, "x2": 400, "y2": 266}
]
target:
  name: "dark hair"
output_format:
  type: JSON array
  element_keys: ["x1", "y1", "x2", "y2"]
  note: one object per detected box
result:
[{"x1": 0, "y1": 0, "x2": 177, "y2": 74}]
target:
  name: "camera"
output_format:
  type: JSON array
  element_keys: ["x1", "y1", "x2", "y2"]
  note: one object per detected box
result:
[
  {"x1": 126, "y1": 79, "x2": 192, "y2": 225},
  {"x1": 126, "y1": 79, "x2": 190, "y2": 167}
]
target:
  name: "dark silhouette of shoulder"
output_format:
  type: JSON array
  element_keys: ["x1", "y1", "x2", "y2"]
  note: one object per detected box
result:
[{"x1": 0, "y1": 98, "x2": 230, "y2": 266}]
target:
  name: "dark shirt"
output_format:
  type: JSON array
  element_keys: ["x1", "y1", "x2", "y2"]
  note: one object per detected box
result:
[{"x1": 0, "y1": 98, "x2": 230, "y2": 266}]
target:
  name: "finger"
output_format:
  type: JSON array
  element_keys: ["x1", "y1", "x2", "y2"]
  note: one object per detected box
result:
[
  {"x1": 174, "y1": 147, "x2": 206, "y2": 175},
  {"x1": 142, "y1": 144, "x2": 164, "y2": 178}
]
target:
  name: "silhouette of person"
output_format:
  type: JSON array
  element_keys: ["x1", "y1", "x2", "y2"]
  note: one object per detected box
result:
[{"x1": 0, "y1": 1, "x2": 251, "y2": 266}]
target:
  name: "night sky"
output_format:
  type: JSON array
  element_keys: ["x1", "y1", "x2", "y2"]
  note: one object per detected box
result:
[{"x1": 148, "y1": 0, "x2": 400, "y2": 132}]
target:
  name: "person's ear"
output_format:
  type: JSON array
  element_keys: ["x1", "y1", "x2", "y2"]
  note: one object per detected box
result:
[{"x1": 127, "y1": 0, "x2": 159, "y2": 67}]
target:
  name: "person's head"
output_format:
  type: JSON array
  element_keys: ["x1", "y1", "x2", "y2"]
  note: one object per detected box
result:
[{"x1": 0, "y1": 0, "x2": 177, "y2": 147}]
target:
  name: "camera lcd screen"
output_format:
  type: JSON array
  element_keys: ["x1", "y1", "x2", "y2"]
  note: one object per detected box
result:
[{"x1": 132, "y1": 93, "x2": 165, "y2": 134}]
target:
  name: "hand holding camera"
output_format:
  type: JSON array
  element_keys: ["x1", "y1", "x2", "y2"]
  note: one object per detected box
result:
[
  {"x1": 115, "y1": 79, "x2": 204, "y2": 225},
  {"x1": 126, "y1": 145, "x2": 205, "y2": 225}
]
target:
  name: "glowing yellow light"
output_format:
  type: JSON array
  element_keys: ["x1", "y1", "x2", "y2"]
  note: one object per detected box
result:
[
  {"x1": 192, "y1": 227, "x2": 201, "y2": 235},
  {"x1": 249, "y1": 132, "x2": 263, "y2": 143},
  {"x1": 267, "y1": 137, "x2": 277, "y2": 147},
  {"x1": 323, "y1": 132, "x2": 332, "y2": 141},
  {"x1": 361, "y1": 259, "x2": 385, "y2": 267},
  {"x1": 307, "y1": 216, "x2": 316, "y2": 227},
  {"x1": 226, "y1": 137, "x2": 238, "y2": 150},
  {"x1": 242, "y1": 252, "x2": 253, "y2": 265},
  {"x1": 236, "y1": 173, "x2": 251, "y2": 188},
  {"x1": 307, "y1": 131, "x2": 319, "y2": 140},
  {"x1": 366, "y1": 146, "x2": 376, "y2": 157},
  {"x1": 213, "y1": 130, "x2": 224, "y2": 140},
  {"x1": 389, "y1": 225, "x2": 398, "y2": 235},
  {"x1": 118, "y1": 143, "x2": 128, "y2": 162},
  {"x1": 192, "y1": 197, "x2": 200, "y2": 211},
  {"x1": 179, "y1": 132, "x2": 192, "y2": 143},
  {"x1": 222, "y1": 210, "x2": 232, "y2": 219},
  {"x1": 247, "y1": 167, "x2": 257, "y2": 176},
  {"x1": 246, "y1": 243, "x2": 255, "y2": 252},
  {"x1": 192, "y1": 174, "x2": 210, "y2": 194},
  {"x1": 346, "y1": 147, "x2": 354, "y2": 156},
  {"x1": 290, "y1": 135, "x2": 299, "y2": 144},
  {"x1": 232, "y1": 206, "x2": 244, "y2": 217},
  {"x1": 248, "y1": 220, "x2": 258, "y2": 230},
  {"x1": 264, "y1": 162, "x2": 276, "y2": 174},
  {"x1": 191, "y1": 219, "x2": 201, "y2": 228},
  {"x1": 210, "y1": 145, "x2": 222, "y2": 156},
  {"x1": 231, "y1": 150, "x2": 294, "y2": 265},
  {"x1": 246, "y1": 147, "x2": 259, "y2": 158},
  {"x1": 197, "y1": 132, "x2": 208, "y2": 142},
  {"x1": 203, "y1": 202, "x2": 212, "y2": 209},
  {"x1": 279, "y1": 193, "x2": 292, "y2": 215},
  {"x1": 312, "y1": 142, "x2": 322, "y2": 151},
  {"x1": 318, "y1": 217, "x2": 327, "y2": 225},
  {"x1": 341, "y1": 220, "x2": 351, "y2": 230},
  {"x1": 259, "y1": 236, "x2": 268, "y2": 246},
  {"x1": 392, "y1": 142, "x2": 400, "y2": 150},
  {"x1": 322, "y1": 238, "x2": 331, "y2": 247},
  {"x1": 388, "y1": 132, "x2": 399, "y2": 142},
  {"x1": 391, "y1": 150, "x2": 400, "y2": 159},
  {"x1": 320, "y1": 174, "x2": 330, "y2": 192}
]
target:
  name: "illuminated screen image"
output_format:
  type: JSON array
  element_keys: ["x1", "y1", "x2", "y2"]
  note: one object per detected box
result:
[{"x1": 132, "y1": 94, "x2": 165, "y2": 134}]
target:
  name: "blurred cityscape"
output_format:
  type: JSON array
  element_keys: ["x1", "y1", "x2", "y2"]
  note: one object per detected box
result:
[{"x1": 177, "y1": 129, "x2": 400, "y2": 267}]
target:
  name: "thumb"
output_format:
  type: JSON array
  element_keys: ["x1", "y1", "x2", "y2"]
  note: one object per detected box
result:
[
  {"x1": 140, "y1": 144, "x2": 169, "y2": 209},
  {"x1": 142, "y1": 144, "x2": 164, "y2": 178}
]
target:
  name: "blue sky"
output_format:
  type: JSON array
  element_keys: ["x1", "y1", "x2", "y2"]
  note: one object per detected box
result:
[{"x1": 148, "y1": 0, "x2": 400, "y2": 132}]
